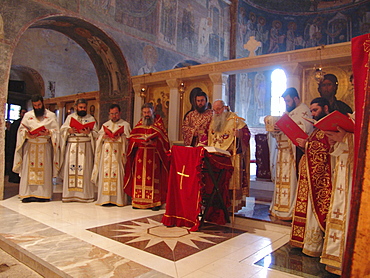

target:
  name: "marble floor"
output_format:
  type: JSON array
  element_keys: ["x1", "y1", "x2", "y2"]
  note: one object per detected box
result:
[{"x1": 0, "y1": 174, "x2": 337, "y2": 278}]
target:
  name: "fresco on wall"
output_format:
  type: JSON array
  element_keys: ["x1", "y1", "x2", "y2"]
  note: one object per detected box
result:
[
  {"x1": 238, "y1": 0, "x2": 370, "y2": 58},
  {"x1": 234, "y1": 71, "x2": 272, "y2": 128},
  {"x1": 83, "y1": 0, "x2": 230, "y2": 73}
]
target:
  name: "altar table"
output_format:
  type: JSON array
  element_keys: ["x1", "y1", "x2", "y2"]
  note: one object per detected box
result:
[{"x1": 162, "y1": 145, "x2": 233, "y2": 231}]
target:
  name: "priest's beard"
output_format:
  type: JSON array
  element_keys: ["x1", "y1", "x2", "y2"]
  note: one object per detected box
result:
[
  {"x1": 143, "y1": 115, "x2": 154, "y2": 126},
  {"x1": 34, "y1": 106, "x2": 45, "y2": 117},
  {"x1": 314, "y1": 110, "x2": 327, "y2": 121},
  {"x1": 195, "y1": 104, "x2": 207, "y2": 113},
  {"x1": 213, "y1": 111, "x2": 229, "y2": 133},
  {"x1": 286, "y1": 102, "x2": 296, "y2": 112},
  {"x1": 77, "y1": 110, "x2": 87, "y2": 117}
]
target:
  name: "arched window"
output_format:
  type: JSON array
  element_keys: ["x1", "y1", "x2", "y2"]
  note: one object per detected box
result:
[{"x1": 270, "y1": 69, "x2": 287, "y2": 116}]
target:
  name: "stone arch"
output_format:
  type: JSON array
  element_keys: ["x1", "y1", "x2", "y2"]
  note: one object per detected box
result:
[
  {"x1": 1, "y1": 14, "x2": 133, "y2": 199},
  {"x1": 26, "y1": 15, "x2": 133, "y2": 124},
  {"x1": 10, "y1": 65, "x2": 45, "y2": 97}
]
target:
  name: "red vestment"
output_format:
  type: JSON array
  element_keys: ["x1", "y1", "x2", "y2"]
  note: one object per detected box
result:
[
  {"x1": 351, "y1": 34, "x2": 369, "y2": 175},
  {"x1": 182, "y1": 109, "x2": 213, "y2": 146},
  {"x1": 124, "y1": 115, "x2": 170, "y2": 208},
  {"x1": 291, "y1": 129, "x2": 332, "y2": 247}
]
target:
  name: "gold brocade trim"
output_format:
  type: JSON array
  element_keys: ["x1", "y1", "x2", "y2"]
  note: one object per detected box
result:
[
  {"x1": 273, "y1": 133, "x2": 295, "y2": 212},
  {"x1": 28, "y1": 143, "x2": 45, "y2": 185},
  {"x1": 20, "y1": 194, "x2": 49, "y2": 199},
  {"x1": 68, "y1": 141, "x2": 87, "y2": 192},
  {"x1": 291, "y1": 155, "x2": 309, "y2": 245},
  {"x1": 325, "y1": 265, "x2": 342, "y2": 276},
  {"x1": 269, "y1": 210, "x2": 292, "y2": 220},
  {"x1": 302, "y1": 248, "x2": 322, "y2": 258},
  {"x1": 305, "y1": 130, "x2": 331, "y2": 232},
  {"x1": 321, "y1": 139, "x2": 352, "y2": 271},
  {"x1": 162, "y1": 214, "x2": 198, "y2": 225},
  {"x1": 62, "y1": 196, "x2": 94, "y2": 202},
  {"x1": 290, "y1": 239, "x2": 304, "y2": 248},
  {"x1": 132, "y1": 201, "x2": 161, "y2": 209},
  {"x1": 316, "y1": 129, "x2": 325, "y2": 140},
  {"x1": 102, "y1": 142, "x2": 119, "y2": 196}
]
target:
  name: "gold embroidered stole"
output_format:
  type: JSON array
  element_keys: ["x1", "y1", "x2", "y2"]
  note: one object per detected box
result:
[
  {"x1": 291, "y1": 129, "x2": 331, "y2": 247},
  {"x1": 102, "y1": 141, "x2": 120, "y2": 196},
  {"x1": 68, "y1": 139, "x2": 87, "y2": 192},
  {"x1": 132, "y1": 146, "x2": 159, "y2": 204},
  {"x1": 28, "y1": 140, "x2": 47, "y2": 185},
  {"x1": 273, "y1": 133, "x2": 295, "y2": 212},
  {"x1": 321, "y1": 134, "x2": 354, "y2": 273}
]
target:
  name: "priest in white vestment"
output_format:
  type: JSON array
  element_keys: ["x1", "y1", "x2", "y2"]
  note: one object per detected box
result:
[
  {"x1": 92, "y1": 104, "x2": 131, "y2": 206},
  {"x1": 60, "y1": 99, "x2": 98, "y2": 202},
  {"x1": 13, "y1": 95, "x2": 60, "y2": 202},
  {"x1": 269, "y1": 87, "x2": 313, "y2": 220},
  {"x1": 321, "y1": 123, "x2": 354, "y2": 276}
]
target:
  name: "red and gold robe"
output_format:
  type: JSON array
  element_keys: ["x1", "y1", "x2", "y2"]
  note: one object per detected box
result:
[
  {"x1": 182, "y1": 109, "x2": 213, "y2": 146},
  {"x1": 124, "y1": 115, "x2": 170, "y2": 208},
  {"x1": 290, "y1": 128, "x2": 332, "y2": 257}
]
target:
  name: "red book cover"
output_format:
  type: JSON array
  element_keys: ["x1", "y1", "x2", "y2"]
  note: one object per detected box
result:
[
  {"x1": 103, "y1": 125, "x2": 124, "y2": 138},
  {"x1": 314, "y1": 110, "x2": 354, "y2": 133},
  {"x1": 70, "y1": 117, "x2": 95, "y2": 133},
  {"x1": 275, "y1": 113, "x2": 309, "y2": 146},
  {"x1": 22, "y1": 124, "x2": 46, "y2": 136}
]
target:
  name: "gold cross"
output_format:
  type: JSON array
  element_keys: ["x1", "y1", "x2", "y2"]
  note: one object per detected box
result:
[{"x1": 177, "y1": 165, "x2": 189, "y2": 189}]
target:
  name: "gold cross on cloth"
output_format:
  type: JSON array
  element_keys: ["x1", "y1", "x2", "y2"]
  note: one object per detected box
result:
[{"x1": 177, "y1": 165, "x2": 190, "y2": 189}]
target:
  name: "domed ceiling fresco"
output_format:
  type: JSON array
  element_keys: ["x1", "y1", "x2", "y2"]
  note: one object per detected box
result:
[{"x1": 243, "y1": 0, "x2": 368, "y2": 14}]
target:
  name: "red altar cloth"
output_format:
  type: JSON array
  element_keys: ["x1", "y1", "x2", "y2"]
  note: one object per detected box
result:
[{"x1": 162, "y1": 146, "x2": 233, "y2": 231}]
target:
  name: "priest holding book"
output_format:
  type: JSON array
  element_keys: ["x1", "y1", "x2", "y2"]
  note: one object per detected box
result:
[
  {"x1": 60, "y1": 98, "x2": 98, "y2": 202},
  {"x1": 13, "y1": 95, "x2": 60, "y2": 202},
  {"x1": 91, "y1": 104, "x2": 131, "y2": 206},
  {"x1": 291, "y1": 97, "x2": 332, "y2": 258},
  {"x1": 124, "y1": 103, "x2": 170, "y2": 210},
  {"x1": 269, "y1": 87, "x2": 313, "y2": 220}
]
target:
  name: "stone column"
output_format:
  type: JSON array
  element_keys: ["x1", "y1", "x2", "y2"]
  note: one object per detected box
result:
[
  {"x1": 166, "y1": 79, "x2": 180, "y2": 142},
  {"x1": 209, "y1": 73, "x2": 229, "y2": 104},
  {"x1": 132, "y1": 84, "x2": 146, "y2": 126},
  {"x1": 0, "y1": 42, "x2": 12, "y2": 200},
  {"x1": 57, "y1": 101, "x2": 65, "y2": 126}
]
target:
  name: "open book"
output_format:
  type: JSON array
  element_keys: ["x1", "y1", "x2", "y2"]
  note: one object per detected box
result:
[
  {"x1": 204, "y1": 146, "x2": 231, "y2": 157},
  {"x1": 103, "y1": 125, "x2": 125, "y2": 138},
  {"x1": 275, "y1": 113, "x2": 309, "y2": 146},
  {"x1": 70, "y1": 117, "x2": 95, "y2": 133},
  {"x1": 130, "y1": 132, "x2": 157, "y2": 142},
  {"x1": 22, "y1": 124, "x2": 46, "y2": 136},
  {"x1": 303, "y1": 110, "x2": 354, "y2": 133}
]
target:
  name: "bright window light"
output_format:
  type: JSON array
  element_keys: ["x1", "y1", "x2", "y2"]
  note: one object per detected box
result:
[
  {"x1": 9, "y1": 104, "x2": 21, "y2": 121},
  {"x1": 271, "y1": 69, "x2": 287, "y2": 116}
]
